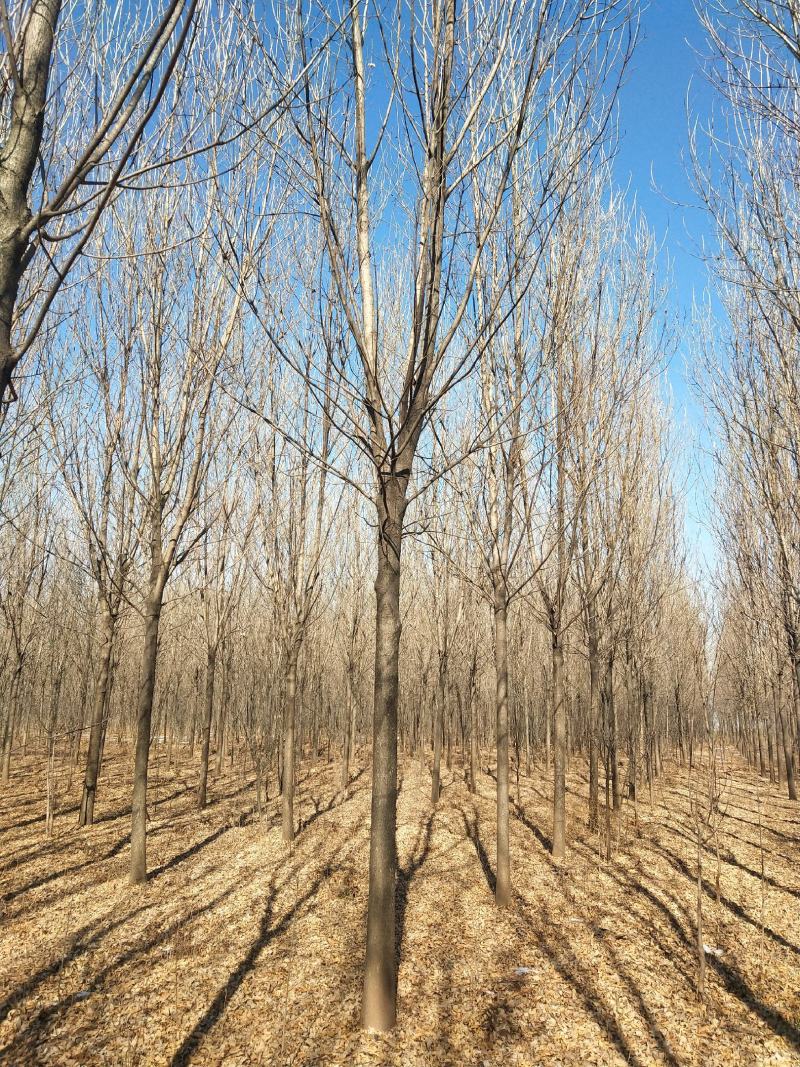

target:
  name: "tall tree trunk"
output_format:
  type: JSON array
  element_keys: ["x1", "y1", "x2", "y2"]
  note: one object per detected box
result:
[
  {"x1": 340, "y1": 662, "x2": 355, "y2": 796},
  {"x1": 79, "y1": 605, "x2": 114, "y2": 826},
  {"x1": 1, "y1": 669, "x2": 21, "y2": 785},
  {"x1": 469, "y1": 661, "x2": 478, "y2": 794},
  {"x1": 362, "y1": 489, "x2": 403, "y2": 1032},
  {"x1": 552, "y1": 630, "x2": 566, "y2": 861},
  {"x1": 130, "y1": 584, "x2": 165, "y2": 884},
  {"x1": 604, "y1": 654, "x2": 620, "y2": 810},
  {"x1": 494, "y1": 583, "x2": 511, "y2": 905},
  {"x1": 215, "y1": 646, "x2": 231, "y2": 775},
  {"x1": 587, "y1": 614, "x2": 600, "y2": 832},
  {"x1": 197, "y1": 644, "x2": 217, "y2": 809},
  {"x1": 0, "y1": 0, "x2": 60, "y2": 409},
  {"x1": 777, "y1": 704, "x2": 797, "y2": 801},
  {"x1": 431, "y1": 661, "x2": 445, "y2": 805},
  {"x1": 282, "y1": 641, "x2": 300, "y2": 843}
]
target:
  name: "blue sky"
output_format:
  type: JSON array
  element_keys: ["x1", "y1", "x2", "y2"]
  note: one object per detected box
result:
[{"x1": 613, "y1": 0, "x2": 718, "y2": 576}]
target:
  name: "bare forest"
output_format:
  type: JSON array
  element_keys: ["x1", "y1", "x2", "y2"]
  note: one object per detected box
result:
[{"x1": 1, "y1": 1, "x2": 800, "y2": 1064}]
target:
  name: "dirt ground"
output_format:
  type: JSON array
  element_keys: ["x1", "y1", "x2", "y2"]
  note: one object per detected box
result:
[{"x1": 1, "y1": 744, "x2": 799, "y2": 1066}]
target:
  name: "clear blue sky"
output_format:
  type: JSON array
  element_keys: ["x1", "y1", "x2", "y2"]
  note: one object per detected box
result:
[{"x1": 613, "y1": 0, "x2": 717, "y2": 576}]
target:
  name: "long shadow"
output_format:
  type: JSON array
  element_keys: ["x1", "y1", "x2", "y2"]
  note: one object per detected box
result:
[
  {"x1": 658, "y1": 821, "x2": 800, "y2": 902},
  {"x1": 203, "y1": 777, "x2": 257, "y2": 808},
  {"x1": 653, "y1": 842, "x2": 800, "y2": 957},
  {"x1": 568, "y1": 840, "x2": 698, "y2": 991},
  {"x1": 603, "y1": 852, "x2": 800, "y2": 1053},
  {"x1": 1, "y1": 883, "x2": 241, "y2": 1062},
  {"x1": 3, "y1": 832, "x2": 131, "y2": 904},
  {"x1": 662, "y1": 816, "x2": 796, "y2": 868},
  {"x1": 462, "y1": 808, "x2": 495, "y2": 893},
  {"x1": 721, "y1": 809, "x2": 800, "y2": 845},
  {"x1": 299, "y1": 765, "x2": 365, "y2": 833},
  {"x1": 516, "y1": 897, "x2": 647, "y2": 1067},
  {"x1": 0, "y1": 802, "x2": 82, "y2": 836},
  {"x1": 553, "y1": 866, "x2": 683, "y2": 1067},
  {"x1": 299, "y1": 794, "x2": 338, "y2": 833},
  {"x1": 395, "y1": 811, "x2": 435, "y2": 963},
  {"x1": 1, "y1": 785, "x2": 228, "y2": 891},
  {"x1": 341, "y1": 766, "x2": 366, "y2": 792},
  {"x1": 92, "y1": 787, "x2": 192, "y2": 826},
  {"x1": 0, "y1": 830, "x2": 102, "y2": 875},
  {"x1": 0, "y1": 894, "x2": 158, "y2": 1025},
  {"x1": 169, "y1": 861, "x2": 340, "y2": 1065},
  {"x1": 512, "y1": 797, "x2": 552, "y2": 853},
  {"x1": 150, "y1": 825, "x2": 232, "y2": 880},
  {"x1": 485, "y1": 768, "x2": 553, "y2": 852},
  {"x1": 724, "y1": 853, "x2": 800, "y2": 901},
  {"x1": 6, "y1": 835, "x2": 133, "y2": 922},
  {"x1": 603, "y1": 939, "x2": 682, "y2": 1066}
]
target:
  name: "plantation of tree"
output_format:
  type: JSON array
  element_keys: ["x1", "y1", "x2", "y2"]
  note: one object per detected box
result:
[{"x1": 1, "y1": 1, "x2": 799, "y2": 1065}]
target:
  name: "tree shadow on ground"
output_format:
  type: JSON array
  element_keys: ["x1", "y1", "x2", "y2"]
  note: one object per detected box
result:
[
  {"x1": 486, "y1": 767, "x2": 553, "y2": 853},
  {"x1": 3, "y1": 831, "x2": 131, "y2": 905},
  {"x1": 516, "y1": 895, "x2": 649, "y2": 1067},
  {"x1": 652, "y1": 841, "x2": 800, "y2": 957},
  {"x1": 169, "y1": 857, "x2": 341, "y2": 1066},
  {"x1": 396, "y1": 810, "x2": 435, "y2": 964},
  {"x1": 659, "y1": 820, "x2": 800, "y2": 902},
  {"x1": 601, "y1": 847, "x2": 800, "y2": 1053},
  {"x1": 0, "y1": 881, "x2": 240, "y2": 1061},
  {"x1": 461, "y1": 807, "x2": 495, "y2": 894},
  {"x1": 150, "y1": 824, "x2": 233, "y2": 880}
]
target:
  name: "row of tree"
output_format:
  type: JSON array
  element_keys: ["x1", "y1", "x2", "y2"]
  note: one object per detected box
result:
[
  {"x1": 1, "y1": 0, "x2": 798, "y2": 1034},
  {"x1": 697, "y1": 2, "x2": 800, "y2": 801}
]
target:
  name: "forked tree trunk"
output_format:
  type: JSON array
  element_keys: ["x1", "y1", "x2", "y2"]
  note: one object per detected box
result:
[
  {"x1": 494, "y1": 583, "x2": 511, "y2": 906},
  {"x1": 362, "y1": 489, "x2": 403, "y2": 1032},
  {"x1": 131, "y1": 580, "x2": 165, "y2": 884},
  {"x1": 197, "y1": 644, "x2": 217, "y2": 809},
  {"x1": 282, "y1": 642, "x2": 300, "y2": 843},
  {"x1": 552, "y1": 630, "x2": 566, "y2": 861},
  {"x1": 0, "y1": 0, "x2": 60, "y2": 410},
  {"x1": 79, "y1": 606, "x2": 114, "y2": 826}
]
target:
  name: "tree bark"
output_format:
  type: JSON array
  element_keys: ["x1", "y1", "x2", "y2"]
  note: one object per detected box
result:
[
  {"x1": 0, "y1": 670, "x2": 21, "y2": 785},
  {"x1": 494, "y1": 583, "x2": 511, "y2": 905},
  {"x1": 604, "y1": 655, "x2": 620, "y2": 810},
  {"x1": 282, "y1": 642, "x2": 300, "y2": 843},
  {"x1": 552, "y1": 631, "x2": 566, "y2": 861},
  {"x1": 79, "y1": 605, "x2": 114, "y2": 826},
  {"x1": 777, "y1": 704, "x2": 797, "y2": 801},
  {"x1": 469, "y1": 657, "x2": 478, "y2": 794},
  {"x1": 341, "y1": 662, "x2": 355, "y2": 797},
  {"x1": 0, "y1": 0, "x2": 60, "y2": 407},
  {"x1": 130, "y1": 584, "x2": 165, "y2": 884},
  {"x1": 587, "y1": 613, "x2": 600, "y2": 832},
  {"x1": 431, "y1": 661, "x2": 445, "y2": 805},
  {"x1": 362, "y1": 487, "x2": 403, "y2": 1032},
  {"x1": 197, "y1": 644, "x2": 217, "y2": 809}
]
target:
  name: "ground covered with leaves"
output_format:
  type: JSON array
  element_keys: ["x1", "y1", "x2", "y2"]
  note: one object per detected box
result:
[{"x1": 1, "y1": 743, "x2": 799, "y2": 1066}]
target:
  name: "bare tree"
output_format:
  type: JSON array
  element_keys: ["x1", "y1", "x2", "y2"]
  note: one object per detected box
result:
[{"x1": 0, "y1": 0, "x2": 203, "y2": 409}]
